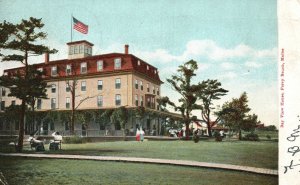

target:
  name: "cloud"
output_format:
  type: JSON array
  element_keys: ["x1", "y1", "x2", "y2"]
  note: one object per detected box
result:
[
  {"x1": 245, "y1": 61, "x2": 263, "y2": 68},
  {"x1": 219, "y1": 71, "x2": 238, "y2": 80},
  {"x1": 220, "y1": 62, "x2": 235, "y2": 70}
]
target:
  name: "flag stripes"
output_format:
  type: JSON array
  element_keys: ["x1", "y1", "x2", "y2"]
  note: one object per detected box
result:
[{"x1": 73, "y1": 17, "x2": 88, "y2": 34}]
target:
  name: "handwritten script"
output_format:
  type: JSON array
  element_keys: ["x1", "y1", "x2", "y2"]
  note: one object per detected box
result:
[{"x1": 284, "y1": 116, "x2": 300, "y2": 174}]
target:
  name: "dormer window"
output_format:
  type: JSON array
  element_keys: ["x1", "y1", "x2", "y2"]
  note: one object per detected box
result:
[
  {"x1": 114, "y1": 58, "x2": 121, "y2": 69},
  {"x1": 66, "y1": 64, "x2": 72, "y2": 75},
  {"x1": 81, "y1": 62, "x2": 87, "y2": 74},
  {"x1": 51, "y1": 66, "x2": 57, "y2": 76},
  {"x1": 97, "y1": 60, "x2": 103, "y2": 71}
]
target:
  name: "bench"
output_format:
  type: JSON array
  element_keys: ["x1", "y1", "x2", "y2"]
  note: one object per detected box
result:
[
  {"x1": 0, "y1": 137, "x2": 18, "y2": 151},
  {"x1": 49, "y1": 140, "x2": 62, "y2": 150}
]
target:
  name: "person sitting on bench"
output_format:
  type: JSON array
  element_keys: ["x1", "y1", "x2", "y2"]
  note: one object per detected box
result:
[
  {"x1": 28, "y1": 134, "x2": 45, "y2": 151},
  {"x1": 49, "y1": 131, "x2": 62, "y2": 150}
]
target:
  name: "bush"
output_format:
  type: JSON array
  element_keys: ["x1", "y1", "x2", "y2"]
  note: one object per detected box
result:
[
  {"x1": 242, "y1": 133, "x2": 259, "y2": 141},
  {"x1": 63, "y1": 136, "x2": 89, "y2": 144},
  {"x1": 213, "y1": 132, "x2": 222, "y2": 142},
  {"x1": 193, "y1": 134, "x2": 200, "y2": 143},
  {"x1": 266, "y1": 135, "x2": 271, "y2": 140}
]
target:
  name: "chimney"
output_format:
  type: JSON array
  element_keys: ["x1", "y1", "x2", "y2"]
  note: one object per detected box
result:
[
  {"x1": 125, "y1": 44, "x2": 129, "y2": 54},
  {"x1": 45, "y1": 52, "x2": 49, "y2": 64}
]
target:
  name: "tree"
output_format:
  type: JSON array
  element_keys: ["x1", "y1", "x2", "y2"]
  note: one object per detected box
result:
[
  {"x1": 218, "y1": 92, "x2": 258, "y2": 140},
  {"x1": 158, "y1": 60, "x2": 203, "y2": 139},
  {"x1": 197, "y1": 79, "x2": 228, "y2": 137},
  {"x1": 65, "y1": 66, "x2": 99, "y2": 135},
  {"x1": 0, "y1": 17, "x2": 57, "y2": 152},
  {"x1": 110, "y1": 106, "x2": 128, "y2": 140}
]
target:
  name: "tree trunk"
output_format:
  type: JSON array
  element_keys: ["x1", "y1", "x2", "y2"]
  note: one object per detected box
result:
[
  {"x1": 238, "y1": 129, "x2": 242, "y2": 140},
  {"x1": 16, "y1": 100, "x2": 26, "y2": 152},
  {"x1": 185, "y1": 122, "x2": 190, "y2": 140},
  {"x1": 207, "y1": 122, "x2": 212, "y2": 137}
]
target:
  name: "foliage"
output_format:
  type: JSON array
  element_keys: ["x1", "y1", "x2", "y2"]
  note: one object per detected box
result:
[
  {"x1": 63, "y1": 136, "x2": 89, "y2": 144},
  {"x1": 242, "y1": 133, "x2": 260, "y2": 141},
  {"x1": 158, "y1": 60, "x2": 204, "y2": 139},
  {"x1": 218, "y1": 92, "x2": 259, "y2": 140},
  {"x1": 257, "y1": 125, "x2": 277, "y2": 131},
  {"x1": 0, "y1": 17, "x2": 56, "y2": 152},
  {"x1": 110, "y1": 106, "x2": 128, "y2": 130},
  {"x1": 213, "y1": 131, "x2": 223, "y2": 142},
  {"x1": 197, "y1": 79, "x2": 228, "y2": 137}
]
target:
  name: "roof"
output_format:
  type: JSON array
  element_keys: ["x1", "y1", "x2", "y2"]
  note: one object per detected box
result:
[
  {"x1": 66, "y1": 40, "x2": 94, "y2": 46},
  {"x1": 4, "y1": 53, "x2": 162, "y2": 84}
]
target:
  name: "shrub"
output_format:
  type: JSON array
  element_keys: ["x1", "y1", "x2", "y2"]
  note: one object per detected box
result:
[
  {"x1": 242, "y1": 133, "x2": 259, "y2": 141},
  {"x1": 266, "y1": 135, "x2": 271, "y2": 140},
  {"x1": 213, "y1": 132, "x2": 222, "y2": 142},
  {"x1": 63, "y1": 136, "x2": 88, "y2": 144},
  {"x1": 193, "y1": 134, "x2": 200, "y2": 143}
]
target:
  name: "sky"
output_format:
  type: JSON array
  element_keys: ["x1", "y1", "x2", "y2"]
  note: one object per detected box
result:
[{"x1": 0, "y1": 0, "x2": 278, "y2": 126}]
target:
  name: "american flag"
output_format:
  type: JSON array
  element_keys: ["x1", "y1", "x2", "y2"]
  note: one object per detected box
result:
[{"x1": 73, "y1": 17, "x2": 88, "y2": 34}]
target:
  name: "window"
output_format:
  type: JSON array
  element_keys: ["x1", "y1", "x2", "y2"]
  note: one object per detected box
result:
[
  {"x1": 51, "y1": 66, "x2": 57, "y2": 76},
  {"x1": 140, "y1": 81, "x2": 143, "y2": 91},
  {"x1": 138, "y1": 60, "x2": 141, "y2": 66},
  {"x1": 66, "y1": 83, "x2": 70, "y2": 92},
  {"x1": 97, "y1": 96, "x2": 103, "y2": 107},
  {"x1": 50, "y1": 122, "x2": 55, "y2": 131},
  {"x1": 157, "y1": 87, "x2": 159, "y2": 95},
  {"x1": 15, "y1": 121, "x2": 19, "y2": 130},
  {"x1": 0, "y1": 122, "x2": 3, "y2": 130},
  {"x1": 51, "y1": 84, "x2": 56, "y2": 93},
  {"x1": 114, "y1": 58, "x2": 121, "y2": 69},
  {"x1": 0, "y1": 101, "x2": 5, "y2": 111},
  {"x1": 66, "y1": 97, "x2": 70, "y2": 109},
  {"x1": 147, "y1": 83, "x2": 150, "y2": 92},
  {"x1": 81, "y1": 62, "x2": 87, "y2": 74},
  {"x1": 1, "y1": 88, "x2": 6, "y2": 96},
  {"x1": 79, "y1": 45, "x2": 84, "y2": 53},
  {"x1": 74, "y1": 45, "x2": 79, "y2": 54},
  {"x1": 11, "y1": 100, "x2": 16, "y2": 106},
  {"x1": 37, "y1": 99, "x2": 42, "y2": 110},
  {"x1": 81, "y1": 81, "x2": 86, "y2": 91},
  {"x1": 65, "y1": 122, "x2": 69, "y2": 131},
  {"x1": 66, "y1": 64, "x2": 71, "y2": 75},
  {"x1": 115, "y1": 94, "x2": 121, "y2": 106},
  {"x1": 147, "y1": 65, "x2": 149, "y2": 70},
  {"x1": 97, "y1": 80, "x2": 103, "y2": 90},
  {"x1": 97, "y1": 60, "x2": 103, "y2": 71},
  {"x1": 115, "y1": 78, "x2": 121, "y2": 89},
  {"x1": 152, "y1": 86, "x2": 155, "y2": 94},
  {"x1": 157, "y1": 104, "x2": 160, "y2": 110},
  {"x1": 135, "y1": 95, "x2": 138, "y2": 106},
  {"x1": 51, "y1": 98, "x2": 56, "y2": 110},
  {"x1": 69, "y1": 46, "x2": 74, "y2": 55},
  {"x1": 135, "y1": 80, "x2": 138, "y2": 89},
  {"x1": 140, "y1": 96, "x2": 144, "y2": 107}
]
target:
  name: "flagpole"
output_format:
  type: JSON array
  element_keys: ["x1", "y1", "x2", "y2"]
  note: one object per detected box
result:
[{"x1": 71, "y1": 14, "x2": 73, "y2": 42}]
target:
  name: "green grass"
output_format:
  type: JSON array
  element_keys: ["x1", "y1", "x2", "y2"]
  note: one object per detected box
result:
[
  {"x1": 0, "y1": 157, "x2": 278, "y2": 185},
  {"x1": 13, "y1": 140, "x2": 278, "y2": 169}
]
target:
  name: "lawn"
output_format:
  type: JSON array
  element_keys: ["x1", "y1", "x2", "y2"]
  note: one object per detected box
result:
[
  {"x1": 0, "y1": 157, "x2": 278, "y2": 185},
  {"x1": 13, "y1": 140, "x2": 278, "y2": 169}
]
